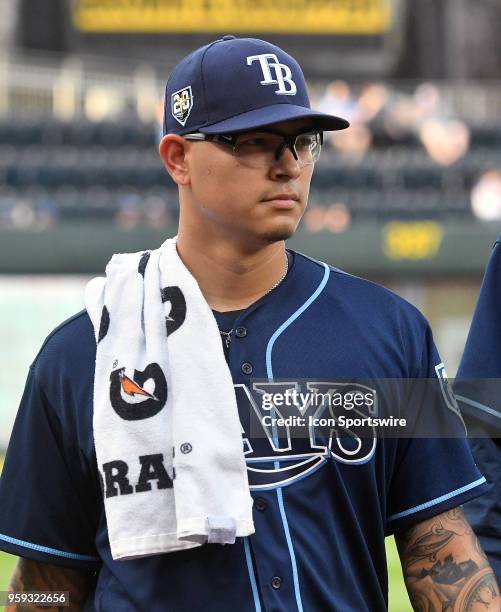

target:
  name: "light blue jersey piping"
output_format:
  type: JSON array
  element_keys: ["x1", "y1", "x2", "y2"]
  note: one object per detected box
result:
[
  {"x1": 263, "y1": 261, "x2": 331, "y2": 612},
  {"x1": 387, "y1": 476, "x2": 487, "y2": 522},
  {"x1": 0, "y1": 532, "x2": 99, "y2": 562},
  {"x1": 456, "y1": 395, "x2": 501, "y2": 422},
  {"x1": 265, "y1": 262, "x2": 330, "y2": 377},
  {"x1": 243, "y1": 537, "x2": 262, "y2": 612}
]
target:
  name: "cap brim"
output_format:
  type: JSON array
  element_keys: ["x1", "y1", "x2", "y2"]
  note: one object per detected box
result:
[{"x1": 199, "y1": 103, "x2": 349, "y2": 134}]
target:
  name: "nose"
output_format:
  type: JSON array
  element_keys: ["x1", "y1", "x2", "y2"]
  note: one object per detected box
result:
[{"x1": 268, "y1": 145, "x2": 301, "y2": 180}]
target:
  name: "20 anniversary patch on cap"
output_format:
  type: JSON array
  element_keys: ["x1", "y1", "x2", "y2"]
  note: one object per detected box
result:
[{"x1": 171, "y1": 86, "x2": 193, "y2": 126}]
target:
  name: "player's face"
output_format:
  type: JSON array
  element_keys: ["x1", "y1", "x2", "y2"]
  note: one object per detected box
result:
[{"x1": 183, "y1": 118, "x2": 316, "y2": 245}]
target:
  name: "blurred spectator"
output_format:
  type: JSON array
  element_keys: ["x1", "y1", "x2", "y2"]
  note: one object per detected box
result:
[
  {"x1": 413, "y1": 83, "x2": 442, "y2": 124},
  {"x1": 411, "y1": 83, "x2": 471, "y2": 165},
  {"x1": 471, "y1": 170, "x2": 501, "y2": 221},
  {"x1": 317, "y1": 81, "x2": 359, "y2": 124},
  {"x1": 116, "y1": 193, "x2": 142, "y2": 229},
  {"x1": 304, "y1": 203, "x2": 351, "y2": 233},
  {"x1": 324, "y1": 204, "x2": 351, "y2": 233},
  {"x1": 419, "y1": 118, "x2": 470, "y2": 166},
  {"x1": 85, "y1": 86, "x2": 124, "y2": 122},
  {"x1": 0, "y1": 187, "x2": 58, "y2": 231},
  {"x1": 144, "y1": 194, "x2": 171, "y2": 228},
  {"x1": 304, "y1": 205, "x2": 325, "y2": 233},
  {"x1": 382, "y1": 90, "x2": 420, "y2": 142},
  {"x1": 357, "y1": 82, "x2": 390, "y2": 124},
  {"x1": 381, "y1": 82, "x2": 445, "y2": 144},
  {"x1": 10, "y1": 200, "x2": 36, "y2": 229},
  {"x1": 0, "y1": 190, "x2": 16, "y2": 229},
  {"x1": 329, "y1": 122, "x2": 372, "y2": 163},
  {"x1": 31, "y1": 188, "x2": 59, "y2": 230}
]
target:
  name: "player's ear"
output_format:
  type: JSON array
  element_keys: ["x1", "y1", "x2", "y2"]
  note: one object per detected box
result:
[{"x1": 158, "y1": 134, "x2": 191, "y2": 186}]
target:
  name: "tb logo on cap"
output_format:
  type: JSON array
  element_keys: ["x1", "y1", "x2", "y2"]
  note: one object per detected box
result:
[{"x1": 247, "y1": 53, "x2": 297, "y2": 96}]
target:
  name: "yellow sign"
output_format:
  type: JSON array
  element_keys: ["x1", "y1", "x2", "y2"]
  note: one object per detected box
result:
[
  {"x1": 72, "y1": 0, "x2": 391, "y2": 34},
  {"x1": 383, "y1": 221, "x2": 444, "y2": 261}
]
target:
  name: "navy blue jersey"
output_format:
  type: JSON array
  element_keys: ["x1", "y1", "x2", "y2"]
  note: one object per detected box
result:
[
  {"x1": 0, "y1": 250, "x2": 487, "y2": 611},
  {"x1": 456, "y1": 236, "x2": 501, "y2": 581}
]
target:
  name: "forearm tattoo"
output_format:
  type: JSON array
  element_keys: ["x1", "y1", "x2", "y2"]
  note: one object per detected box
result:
[
  {"x1": 7, "y1": 558, "x2": 96, "y2": 611},
  {"x1": 396, "y1": 507, "x2": 501, "y2": 611}
]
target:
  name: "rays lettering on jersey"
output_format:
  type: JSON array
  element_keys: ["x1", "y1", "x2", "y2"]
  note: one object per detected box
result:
[{"x1": 238, "y1": 381, "x2": 377, "y2": 491}]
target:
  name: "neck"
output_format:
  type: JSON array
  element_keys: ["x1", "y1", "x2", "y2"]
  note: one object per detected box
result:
[{"x1": 176, "y1": 228, "x2": 288, "y2": 312}]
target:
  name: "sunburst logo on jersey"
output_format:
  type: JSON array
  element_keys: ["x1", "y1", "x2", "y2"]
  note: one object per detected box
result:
[{"x1": 171, "y1": 86, "x2": 193, "y2": 127}]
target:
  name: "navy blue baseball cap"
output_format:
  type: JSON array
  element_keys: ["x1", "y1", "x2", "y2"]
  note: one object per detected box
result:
[{"x1": 163, "y1": 35, "x2": 350, "y2": 136}]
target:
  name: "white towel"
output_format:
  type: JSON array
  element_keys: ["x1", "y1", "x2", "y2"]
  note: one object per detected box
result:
[{"x1": 84, "y1": 236, "x2": 255, "y2": 561}]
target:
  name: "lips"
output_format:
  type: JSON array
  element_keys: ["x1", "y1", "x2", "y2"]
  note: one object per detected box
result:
[
  {"x1": 262, "y1": 193, "x2": 299, "y2": 202},
  {"x1": 261, "y1": 194, "x2": 299, "y2": 210}
]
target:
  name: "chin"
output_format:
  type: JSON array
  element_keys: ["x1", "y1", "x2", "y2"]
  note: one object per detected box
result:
[{"x1": 259, "y1": 225, "x2": 296, "y2": 243}]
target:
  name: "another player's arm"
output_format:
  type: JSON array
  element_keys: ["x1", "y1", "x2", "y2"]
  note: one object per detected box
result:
[
  {"x1": 395, "y1": 507, "x2": 501, "y2": 611},
  {"x1": 6, "y1": 557, "x2": 96, "y2": 611}
]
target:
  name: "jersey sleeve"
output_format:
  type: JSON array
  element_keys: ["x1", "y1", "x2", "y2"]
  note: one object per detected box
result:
[
  {"x1": 452, "y1": 239, "x2": 501, "y2": 578},
  {"x1": 455, "y1": 237, "x2": 501, "y2": 432},
  {"x1": 462, "y1": 435, "x2": 501, "y2": 576},
  {"x1": 0, "y1": 366, "x2": 101, "y2": 570},
  {"x1": 386, "y1": 322, "x2": 489, "y2": 535}
]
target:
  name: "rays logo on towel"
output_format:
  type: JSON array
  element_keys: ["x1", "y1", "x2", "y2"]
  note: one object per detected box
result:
[
  {"x1": 110, "y1": 363, "x2": 168, "y2": 420},
  {"x1": 171, "y1": 86, "x2": 193, "y2": 126}
]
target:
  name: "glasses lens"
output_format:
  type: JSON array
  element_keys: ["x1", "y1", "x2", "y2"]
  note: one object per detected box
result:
[
  {"x1": 233, "y1": 133, "x2": 282, "y2": 168},
  {"x1": 232, "y1": 131, "x2": 321, "y2": 168},
  {"x1": 294, "y1": 132, "x2": 321, "y2": 164}
]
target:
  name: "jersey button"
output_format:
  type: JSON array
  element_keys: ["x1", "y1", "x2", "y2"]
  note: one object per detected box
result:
[
  {"x1": 241, "y1": 362, "x2": 253, "y2": 375},
  {"x1": 254, "y1": 497, "x2": 267, "y2": 511},
  {"x1": 271, "y1": 576, "x2": 282, "y2": 589},
  {"x1": 235, "y1": 326, "x2": 247, "y2": 338}
]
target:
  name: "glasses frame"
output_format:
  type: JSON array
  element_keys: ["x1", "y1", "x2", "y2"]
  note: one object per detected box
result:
[{"x1": 183, "y1": 128, "x2": 323, "y2": 166}]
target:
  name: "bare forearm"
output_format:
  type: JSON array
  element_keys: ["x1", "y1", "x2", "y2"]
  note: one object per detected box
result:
[
  {"x1": 7, "y1": 557, "x2": 95, "y2": 611},
  {"x1": 396, "y1": 507, "x2": 501, "y2": 611}
]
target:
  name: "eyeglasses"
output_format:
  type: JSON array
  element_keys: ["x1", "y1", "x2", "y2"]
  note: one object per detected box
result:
[{"x1": 183, "y1": 129, "x2": 323, "y2": 169}]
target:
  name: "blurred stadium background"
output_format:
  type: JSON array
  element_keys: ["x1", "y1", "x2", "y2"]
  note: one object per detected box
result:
[{"x1": 2, "y1": 0, "x2": 501, "y2": 609}]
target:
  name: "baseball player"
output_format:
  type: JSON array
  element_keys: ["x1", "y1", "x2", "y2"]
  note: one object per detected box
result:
[
  {"x1": 455, "y1": 236, "x2": 501, "y2": 582},
  {"x1": 1, "y1": 36, "x2": 500, "y2": 611}
]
